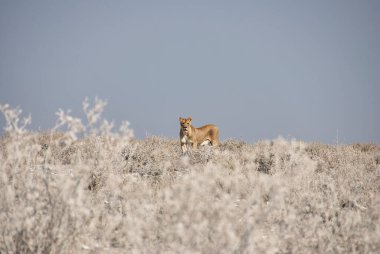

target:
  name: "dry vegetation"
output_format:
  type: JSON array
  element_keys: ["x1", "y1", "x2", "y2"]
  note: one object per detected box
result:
[{"x1": 0, "y1": 100, "x2": 379, "y2": 253}]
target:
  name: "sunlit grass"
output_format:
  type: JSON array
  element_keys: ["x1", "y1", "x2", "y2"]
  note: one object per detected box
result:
[{"x1": 1, "y1": 99, "x2": 379, "y2": 253}]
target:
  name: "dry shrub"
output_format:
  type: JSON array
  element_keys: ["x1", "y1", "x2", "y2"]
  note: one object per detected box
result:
[{"x1": 0, "y1": 101, "x2": 379, "y2": 253}]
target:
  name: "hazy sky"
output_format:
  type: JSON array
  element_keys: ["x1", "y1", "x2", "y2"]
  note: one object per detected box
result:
[{"x1": 1, "y1": 0, "x2": 379, "y2": 143}]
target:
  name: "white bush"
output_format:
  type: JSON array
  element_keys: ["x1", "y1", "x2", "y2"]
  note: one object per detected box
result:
[{"x1": 0, "y1": 99, "x2": 379, "y2": 253}]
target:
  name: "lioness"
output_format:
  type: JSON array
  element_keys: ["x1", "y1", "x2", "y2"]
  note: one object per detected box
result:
[{"x1": 179, "y1": 117, "x2": 219, "y2": 154}]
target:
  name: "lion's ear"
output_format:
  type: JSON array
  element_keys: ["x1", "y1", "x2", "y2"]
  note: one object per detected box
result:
[
  {"x1": 188, "y1": 117, "x2": 192, "y2": 122},
  {"x1": 179, "y1": 117, "x2": 183, "y2": 122}
]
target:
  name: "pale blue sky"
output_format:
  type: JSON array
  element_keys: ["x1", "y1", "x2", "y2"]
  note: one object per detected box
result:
[{"x1": 1, "y1": 0, "x2": 379, "y2": 143}]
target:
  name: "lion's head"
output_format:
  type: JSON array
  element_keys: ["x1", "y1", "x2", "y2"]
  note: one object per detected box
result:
[{"x1": 179, "y1": 117, "x2": 192, "y2": 131}]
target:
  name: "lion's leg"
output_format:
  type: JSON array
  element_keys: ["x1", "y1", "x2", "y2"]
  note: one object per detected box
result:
[
  {"x1": 181, "y1": 143, "x2": 187, "y2": 154},
  {"x1": 192, "y1": 142, "x2": 198, "y2": 149},
  {"x1": 211, "y1": 139, "x2": 219, "y2": 147},
  {"x1": 212, "y1": 129, "x2": 220, "y2": 147}
]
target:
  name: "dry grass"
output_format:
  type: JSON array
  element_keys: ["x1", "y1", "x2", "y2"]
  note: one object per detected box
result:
[{"x1": 0, "y1": 101, "x2": 379, "y2": 253}]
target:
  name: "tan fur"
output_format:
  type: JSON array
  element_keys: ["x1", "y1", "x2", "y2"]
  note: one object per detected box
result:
[{"x1": 179, "y1": 117, "x2": 219, "y2": 154}]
